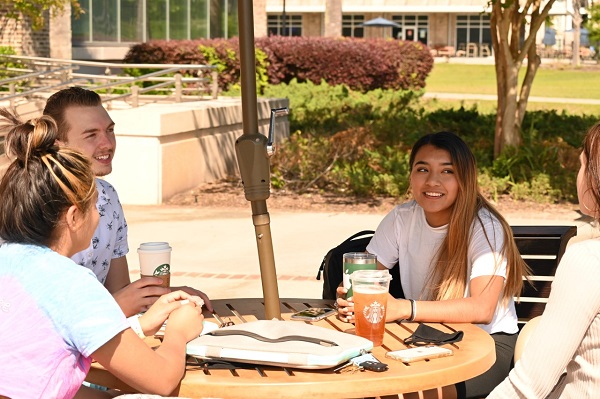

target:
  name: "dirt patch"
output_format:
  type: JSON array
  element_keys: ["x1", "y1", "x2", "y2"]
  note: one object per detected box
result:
[{"x1": 167, "y1": 179, "x2": 582, "y2": 218}]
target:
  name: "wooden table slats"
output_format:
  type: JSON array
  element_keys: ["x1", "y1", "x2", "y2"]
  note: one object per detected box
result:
[{"x1": 87, "y1": 298, "x2": 495, "y2": 399}]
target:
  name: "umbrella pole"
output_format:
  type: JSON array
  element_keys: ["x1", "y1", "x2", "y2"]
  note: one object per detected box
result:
[{"x1": 235, "y1": 0, "x2": 281, "y2": 320}]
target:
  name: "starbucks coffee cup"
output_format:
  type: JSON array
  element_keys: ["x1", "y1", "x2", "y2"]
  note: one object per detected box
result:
[{"x1": 138, "y1": 242, "x2": 172, "y2": 288}]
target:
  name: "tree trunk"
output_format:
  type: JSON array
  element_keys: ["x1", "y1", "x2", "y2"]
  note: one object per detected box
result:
[
  {"x1": 517, "y1": 44, "x2": 542, "y2": 131},
  {"x1": 571, "y1": 0, "x2": 583, "y2": 67},
  {"x1": 491, "y1": 3, "x2": 508, "y2": 157},
  {"x1": 501, "y1": 64, "x2": 522, "y2": 149},
  {"x1": 491, "y1": 0, "x2": 557, "y2": 158}
]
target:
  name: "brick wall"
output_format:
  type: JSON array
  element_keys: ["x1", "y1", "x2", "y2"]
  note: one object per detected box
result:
[
  {"x1": 254, "y1": 0, "x2": 268, "y2": 37},
  {"x1": 304, "y1": 14, "x2": 322, "y2": 36},
  {"x1": 323, "y1": 0, "x2": 342, "y2": 37},
  {"x1": 0, "y1": 9, "x2": 50, "y2": 56}
]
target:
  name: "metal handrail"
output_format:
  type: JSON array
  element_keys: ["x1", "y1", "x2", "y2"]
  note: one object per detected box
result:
[
  {"x1": 0, "y1": 65, "x2": 77, "y2": 85},
  {"x1": 0, "y1": 54, "x2": 217, "y2": 74},
  {"x1": 73, "y1": 73, "x2": 207, "y2": 83},
  {"x1": 0, "y1": 79, "x2": 90, "y2": 106},
  {"x1": 0, "y1": 55, "x2": 219, "y2": 107}
]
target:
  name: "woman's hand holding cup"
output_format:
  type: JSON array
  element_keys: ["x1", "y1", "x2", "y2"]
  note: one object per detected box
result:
[{"x1": 336, "y1": 286, "x2": 355, "y2": 323}]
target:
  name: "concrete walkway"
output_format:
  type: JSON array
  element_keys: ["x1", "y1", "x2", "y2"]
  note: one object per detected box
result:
[
  {"x1": 122, "y1": 203, "x2": 598, "y2": 302},
  {"x1": 424, "y1": 92, "x2": 600, "y2": 105}
]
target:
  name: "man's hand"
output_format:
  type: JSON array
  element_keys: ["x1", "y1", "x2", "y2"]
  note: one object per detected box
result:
[
  {"x1": 139, "y1": 291, "x2": 205, "y2": 336},
  {"x1": 113, "y1": 277, "x2": 171, "y2": 317},
  {"x1": 170, "y1": 285, "x2": 213, "y2": 312}
]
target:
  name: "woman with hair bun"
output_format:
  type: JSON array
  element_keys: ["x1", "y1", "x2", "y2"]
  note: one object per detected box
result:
[{"x1": 0, "y1": 109, "x2": 204, "y2": 399}]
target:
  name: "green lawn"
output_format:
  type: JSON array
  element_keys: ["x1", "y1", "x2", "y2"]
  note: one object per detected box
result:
[
  {"x1": 424, "y1": 63, "x2": 600, "y2": 115},
  {"x1": 426, "y1": 63, "x2": 600, "y2": 99}
]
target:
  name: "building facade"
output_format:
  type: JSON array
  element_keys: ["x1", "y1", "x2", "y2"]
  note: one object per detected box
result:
[{"x1": 0, "y1": 1, "x2": 587, "y2": 60}]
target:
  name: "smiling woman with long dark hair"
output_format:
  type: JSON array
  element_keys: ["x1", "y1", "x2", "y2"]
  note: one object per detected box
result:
[{"x1": 337, "y1": 131, "x2": 530, "y2": 399}]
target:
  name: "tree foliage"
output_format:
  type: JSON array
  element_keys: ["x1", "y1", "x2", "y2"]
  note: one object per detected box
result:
[
  {"x1": 0, "y1": 0, "x2": 81, "y2": 30},
  {"x1": 586, "y1": 3, "x2": 600, "y2": 54},
  {"x1": 490, "y1": 0, "x2": 557, "y2": 157}
]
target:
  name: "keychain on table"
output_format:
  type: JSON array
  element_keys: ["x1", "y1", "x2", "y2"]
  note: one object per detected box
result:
[{"x1": 334, "y1": 351, "x2": 388, "y2": 373}]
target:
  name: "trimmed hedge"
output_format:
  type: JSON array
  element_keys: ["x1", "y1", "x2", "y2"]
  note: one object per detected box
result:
[
  {"x1": 264, "y1": 80, "x2": 597, "y2": 202},
  {"x1": 123, "y1": 36, "x2": 434, "y2": 93}
]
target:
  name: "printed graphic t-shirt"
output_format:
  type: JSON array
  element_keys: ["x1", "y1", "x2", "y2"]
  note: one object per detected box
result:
[
  {"x1": 0, "y1": 243, "x2": 129, "y2": 399},
  {"x1": 72, "y1": 178, "x2": 129, "y2": 284}
]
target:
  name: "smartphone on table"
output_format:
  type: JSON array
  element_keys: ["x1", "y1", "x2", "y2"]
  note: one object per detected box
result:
[
  {"x1": 385, "y1": 345, "x2": 453, "y2": 363},
  {"x1": 290, "y1": 307, "x2": 336, "y2": 321}
]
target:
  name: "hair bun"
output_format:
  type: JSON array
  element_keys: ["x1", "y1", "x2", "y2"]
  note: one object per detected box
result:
[{"x1": 5, "y1": 115, "x2": 59, "y2": 162}]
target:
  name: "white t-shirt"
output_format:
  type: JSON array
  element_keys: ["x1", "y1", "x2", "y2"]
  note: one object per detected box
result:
[{"x1": 366, "y1": 200, "x2": 517, "y2": 334}]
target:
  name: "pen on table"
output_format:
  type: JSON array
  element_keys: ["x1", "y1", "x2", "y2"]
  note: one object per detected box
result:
[{"x1": 212, "y1": 312, "x2": 226, "y2": 327}]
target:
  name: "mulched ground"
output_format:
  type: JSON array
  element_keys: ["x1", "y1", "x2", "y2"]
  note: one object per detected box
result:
[{"x1": 166, "y1": 179, "x2": 582, "y2": 218}]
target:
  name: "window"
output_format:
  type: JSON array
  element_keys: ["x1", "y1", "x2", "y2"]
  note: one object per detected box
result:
[
  {"x1": 170, "y1": 0, "x2": 188, "y2": 40},
  {"x1": 72, "y1": 0, "x2": 90, "y2": 41},
  {"x1": 391, "y1": 15, "x2": 428, "y2": 44},
  {"x1": 342, "y1": 15, "x2": 364, "y2": 38},
  {"x1": 71, "y1": 0, "x2": 236, "y2": 43},
  {"x1": 147, "y1": 0, "x2": 167, "y2": 39},
  {"x1": 190, "y1": 0, "x2": 208, "y2": 38},
  {"x1": 121, "y1": 0, "x2": 143, "y2": 42},
  {"x1": 227, "y1": 0, "x2": 238, "y2": 38},
  {"x1": 92, "y1": 0, "x2": 118, "y2": 41},
  {"x1": 267, "y1": 15, "x2": 302, "y2": 36},
  {"x1": 456, "y1": 15, "x2": 491, "y2": 49}
]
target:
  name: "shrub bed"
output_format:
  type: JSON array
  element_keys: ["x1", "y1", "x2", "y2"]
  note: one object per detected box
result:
[
  {"x1": 123, "y1": 36, "x2": 433, "y2": 93},
  {"x1": 264, "y1": 80, "x2": 596, "y2": 204}
]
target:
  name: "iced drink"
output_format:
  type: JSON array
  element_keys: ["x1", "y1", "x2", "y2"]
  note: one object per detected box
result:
[
  {"x1": 351, "y1": 270, "x2": 391, "y2": 346},
  {"x1": 343, "y1": 252, "x2": 377, "y2": 298},
  {"x1": 138, "y1": 242, "x2": 172, "y2": 288}
]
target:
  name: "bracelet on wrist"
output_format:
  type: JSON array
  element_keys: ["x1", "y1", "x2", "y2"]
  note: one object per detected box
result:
[
  {"x1": 127, "y1": 314, "x2": 146, "y2": 339},
  {"x1": 407, "y1": 299, "x2": 417, "y2": 322}
]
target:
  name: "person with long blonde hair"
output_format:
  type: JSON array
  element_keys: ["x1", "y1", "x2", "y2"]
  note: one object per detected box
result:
[
  {"x1": 337, "y1": 131, "x2": 529, "y2": 399},
  {"x1": 488, "y1": 121, "x2": 600, "y2": 398},
  {"x1": 0, "y1": 109, "x2": 204, "y2": 398}
]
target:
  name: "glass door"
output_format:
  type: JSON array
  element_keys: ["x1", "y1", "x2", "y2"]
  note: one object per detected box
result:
[{"x1": 404, "y1": 26, "x2": 416, "y2": 41}]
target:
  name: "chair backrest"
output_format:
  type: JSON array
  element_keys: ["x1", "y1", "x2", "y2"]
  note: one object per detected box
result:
[{"x1": 511, "y1": 225, "x2": 577, "y2": 326}]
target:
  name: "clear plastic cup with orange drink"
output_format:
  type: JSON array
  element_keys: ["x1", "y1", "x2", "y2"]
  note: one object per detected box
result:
[{"x1": 351, "y1": 269, "x2": 392, "y2": 346}]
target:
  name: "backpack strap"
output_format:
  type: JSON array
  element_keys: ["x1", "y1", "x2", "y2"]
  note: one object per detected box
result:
[
  {"x1": 316, "y1": 230, "x2": 375, "y2": 280},
  {"x1": 341, "y1": 230, "x2": 375, "y2": 243}
]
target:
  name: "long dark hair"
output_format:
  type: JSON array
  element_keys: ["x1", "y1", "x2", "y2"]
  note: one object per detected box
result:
[{"x1": 410, "y1": 132, "x2": 529, "y2": 302}]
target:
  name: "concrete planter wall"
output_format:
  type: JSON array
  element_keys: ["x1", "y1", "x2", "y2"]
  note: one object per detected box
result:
[{"x1": 106, "y1": 97, "x2": 289, "y2": 205}]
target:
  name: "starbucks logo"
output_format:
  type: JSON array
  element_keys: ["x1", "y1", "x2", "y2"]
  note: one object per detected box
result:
[
  {"x1": 153, "y1": 264, "x2": 170, "y2": 276},
  {"x1": 363, "y1": 301, "x2": 385, "y2": 324}
]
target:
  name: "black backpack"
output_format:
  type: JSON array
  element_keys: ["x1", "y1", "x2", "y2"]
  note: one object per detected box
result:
[{"x1": 316, "y1": 230, "x2": 404, "y2": 300}]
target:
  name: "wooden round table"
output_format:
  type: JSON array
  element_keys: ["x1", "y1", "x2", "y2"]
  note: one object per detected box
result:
[{"x1": 87, "y1": 298, "x2": 496, "y2": 398}]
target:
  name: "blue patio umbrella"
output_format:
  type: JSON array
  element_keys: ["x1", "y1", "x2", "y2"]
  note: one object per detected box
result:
[
  {"x1": 542, "y1": 27, "x2": 556, "y2": 46},
  {"x1": 565, "y1": 27, "x2": 590, "y2": 47},
  {"x1": 359, "y1": 17, "x2": 401, "y2": 28},
  {"x1": 581, "y1": 28, "x2": 590, "y2": 46}
]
